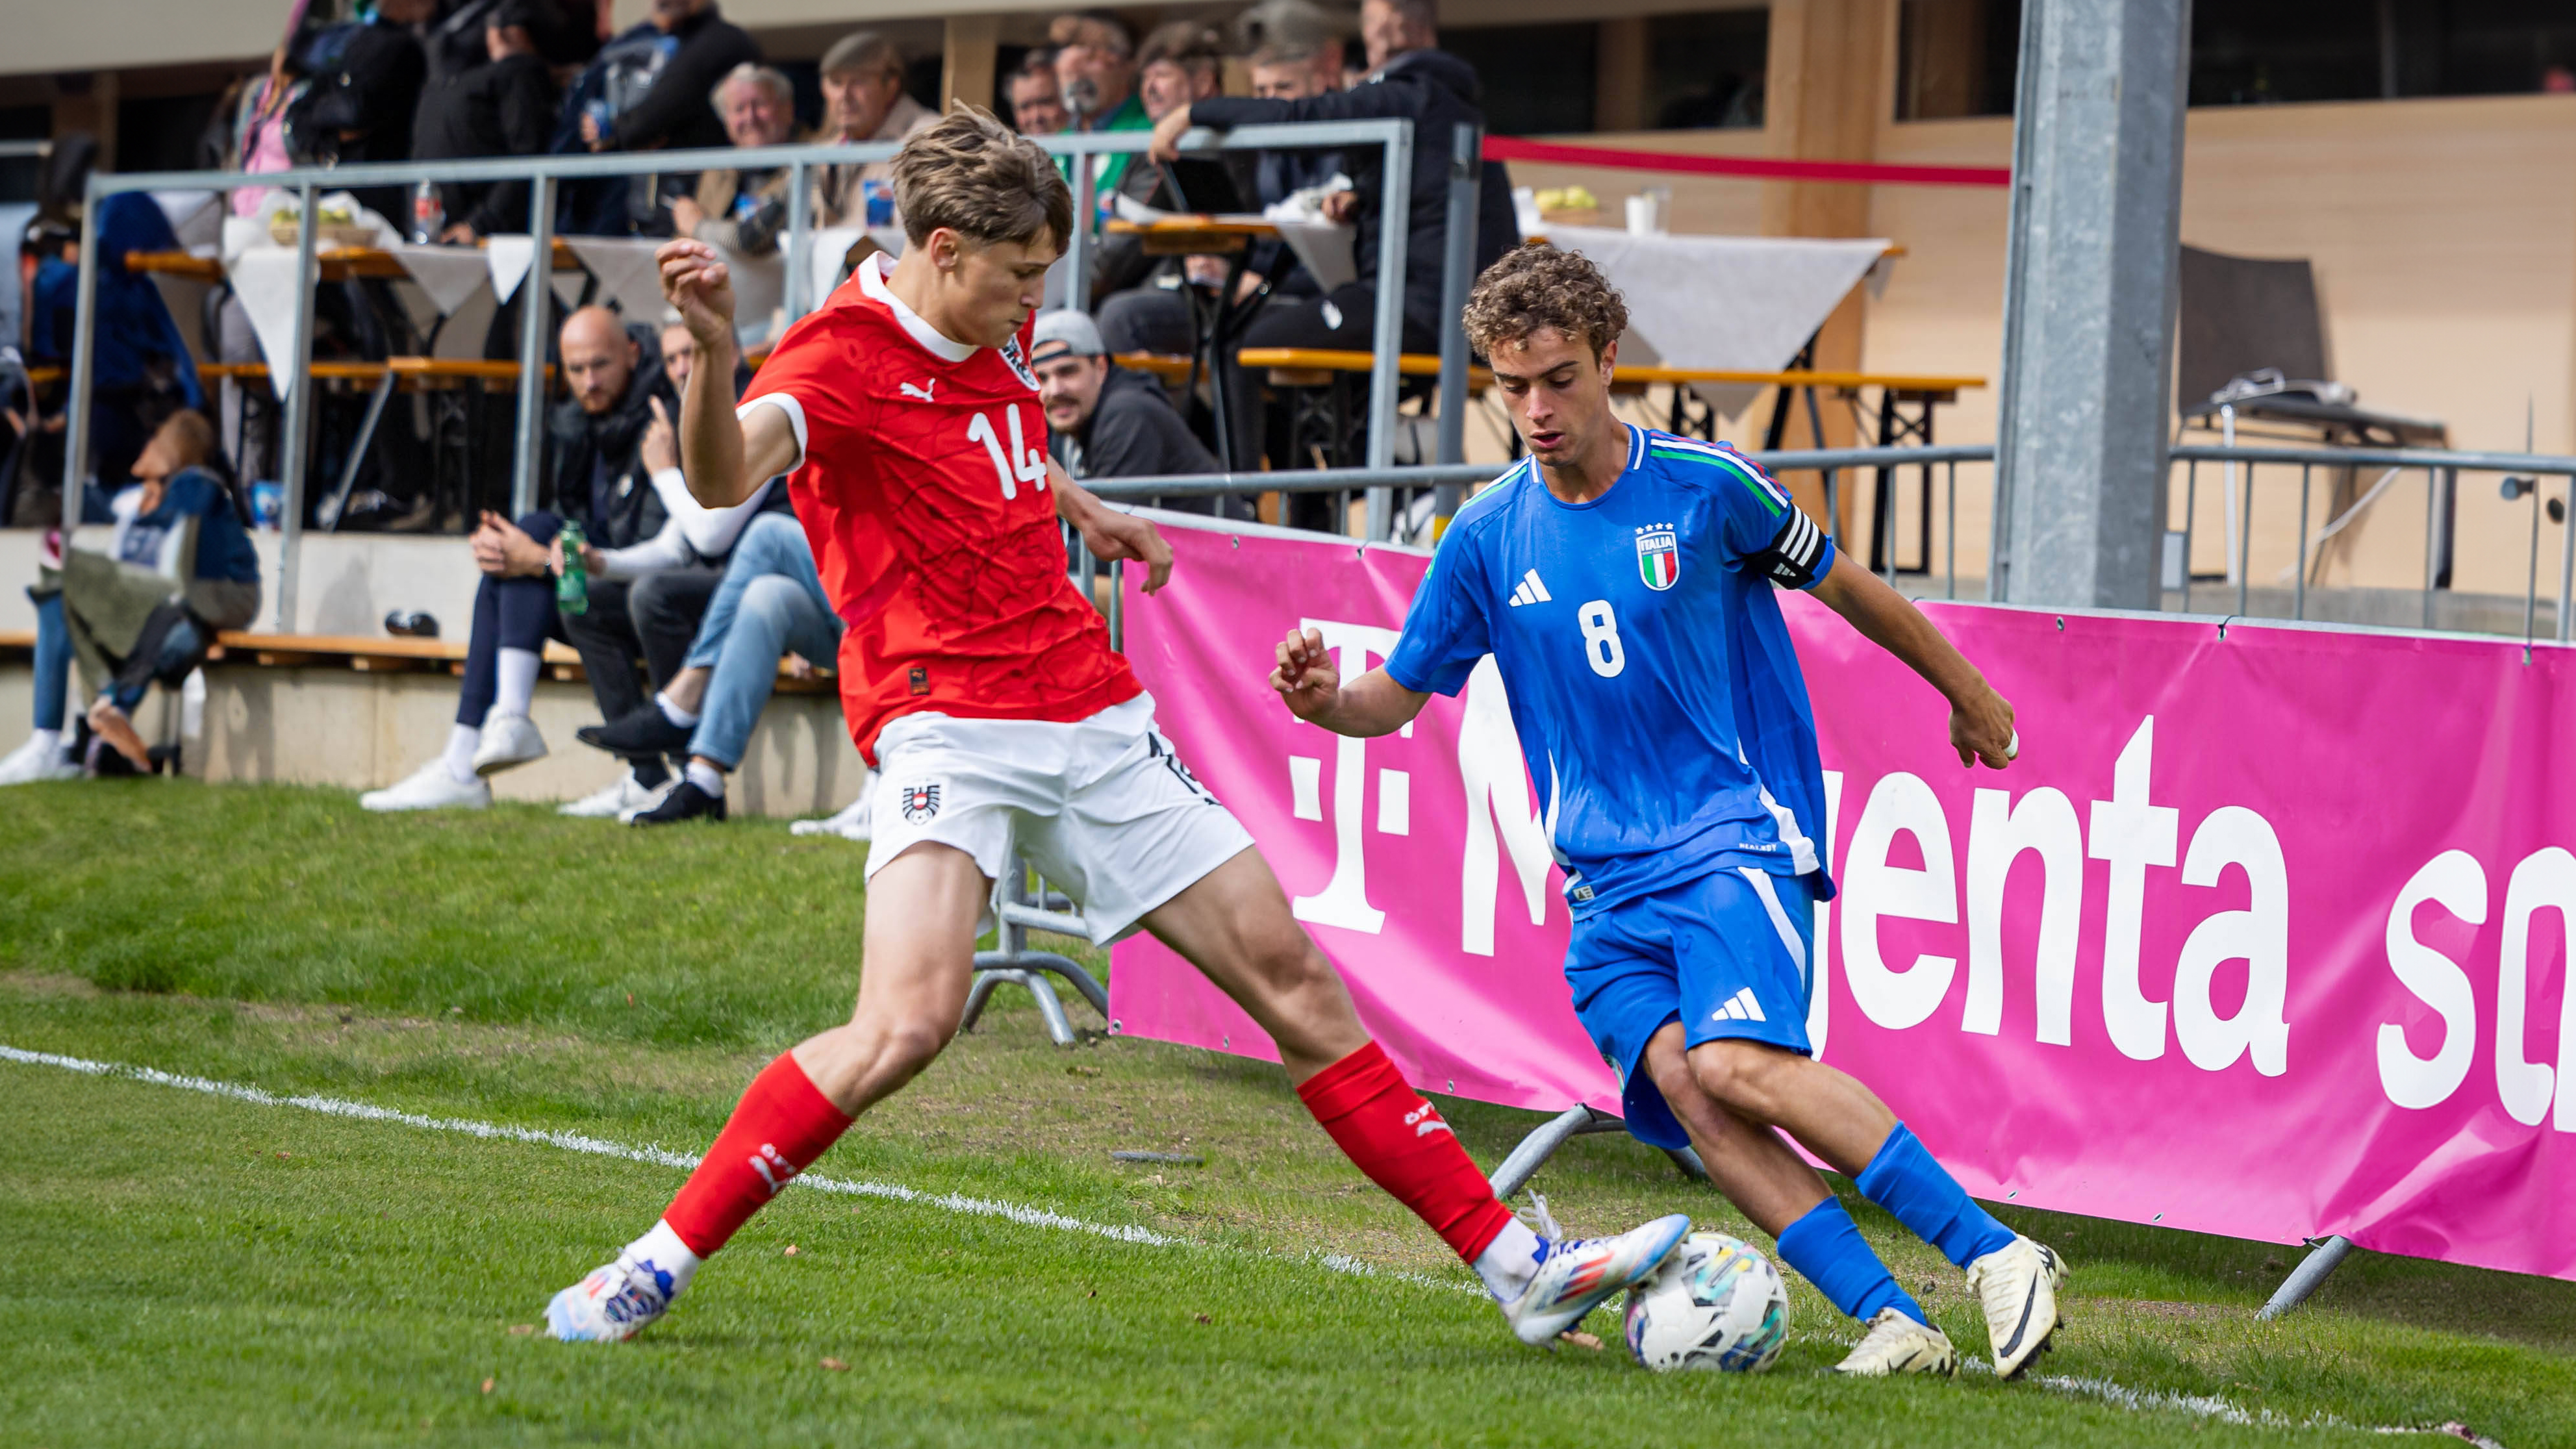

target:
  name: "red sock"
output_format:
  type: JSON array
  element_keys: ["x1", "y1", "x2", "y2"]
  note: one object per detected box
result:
[
  {"x1": 663, "y1": 1052, "x2": 854, "y2": 1258},
  {"x1": 1296, "y1": 1040, "x2": 1514, "y2": 1262}
]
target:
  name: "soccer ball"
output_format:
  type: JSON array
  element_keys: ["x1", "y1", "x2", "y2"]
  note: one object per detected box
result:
[{"x1": 1622, "y1": 1231, "x2": 1789, "y2": 1373}]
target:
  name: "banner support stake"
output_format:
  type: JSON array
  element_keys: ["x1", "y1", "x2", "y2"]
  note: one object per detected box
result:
[{"x1": 2256, "y1": 1235, "x2": 2354, "y2": 1320}]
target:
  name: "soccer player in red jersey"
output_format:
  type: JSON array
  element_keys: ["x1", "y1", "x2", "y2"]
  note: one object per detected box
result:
[{"x1": 543, "y1": 108, "x2": 1690, "y2": 1345}]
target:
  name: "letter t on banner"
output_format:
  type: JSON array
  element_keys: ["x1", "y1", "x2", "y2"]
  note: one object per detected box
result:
[
  {"x1": 1291, "y1": 619, "x2": 1407, "y2": 935},
  {"x1": 2090, "y1": 716, "x2": 2178, "y2": 1060}
]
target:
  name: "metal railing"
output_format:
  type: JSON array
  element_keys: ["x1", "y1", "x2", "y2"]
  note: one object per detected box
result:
[
  {"x1": 2167, "y1": 442, "x2": 2576, "y2": 646},
  {"x1": 1092, "y1": 436, "x2": 2576, "y2": 648},
  {"x1": 58, "y1": 118, "x2": 1446, "y2": 627}
]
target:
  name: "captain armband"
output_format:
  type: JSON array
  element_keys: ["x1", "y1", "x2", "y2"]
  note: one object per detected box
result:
[{"x1": 1749, "y1": 506, "x2": 1830, "y2": 588}]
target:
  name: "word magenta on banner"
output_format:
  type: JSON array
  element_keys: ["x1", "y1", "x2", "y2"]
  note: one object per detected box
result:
[{"x1": 1112, "y1": 517, "x2": 2576, "y2": 1283}]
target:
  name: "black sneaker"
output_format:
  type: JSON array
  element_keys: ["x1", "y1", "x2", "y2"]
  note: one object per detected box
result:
[
  {"x1": 629, "y1": 779, "x2": 726, "y2": 825},
  {"x1": 579, "y1": 704, "x2": 696, "y2": 759}
]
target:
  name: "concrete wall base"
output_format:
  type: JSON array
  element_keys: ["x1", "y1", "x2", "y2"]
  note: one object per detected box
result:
[{"x1": 0, "y1": 660, "x2": 870, "y2": 819}]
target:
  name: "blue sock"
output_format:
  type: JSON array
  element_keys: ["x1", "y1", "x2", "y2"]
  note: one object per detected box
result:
[
  {"x1": 1775, "y1": 1195, "x2": 1923, "y2": 1326},
  {"x1": 1854, "y1": 1122, "x2": 2017, "y2": 1269}
]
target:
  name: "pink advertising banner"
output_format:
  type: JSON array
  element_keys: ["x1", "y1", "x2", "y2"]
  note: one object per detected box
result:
[{"x1": 1109, "y1": 516, "x2": 2576, "y2": 1281}]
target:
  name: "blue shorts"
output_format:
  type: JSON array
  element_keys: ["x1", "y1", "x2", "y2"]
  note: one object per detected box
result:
[{"x1": 1564, "y1": 866, "x2": 1818, "y2": 1151}]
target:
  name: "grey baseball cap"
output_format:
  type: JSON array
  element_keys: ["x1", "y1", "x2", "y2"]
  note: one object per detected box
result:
[{"x1": 1031, "y1": 309, "x2": 1106, "y2": 363}]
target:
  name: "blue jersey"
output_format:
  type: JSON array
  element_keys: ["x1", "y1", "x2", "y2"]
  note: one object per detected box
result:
[{"x1": 1384, "y1": 425, "x2": 1838, "y2": 918}]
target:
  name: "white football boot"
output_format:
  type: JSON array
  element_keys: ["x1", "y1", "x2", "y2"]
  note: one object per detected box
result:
[
  {"x1": 544, "y1": 1255, "x2": 677, "y2": 1342},
  {"x1": 789, "y1": 790, "x2": 874, "y2": 840},
  {"x1": 470, "y1": 711, "x2": 547, "y2": 775},
  {"x1": 1496, "y1": 1198, "x2": 1691, "y2": 1346},
  {"x1": 0, "y1": 731, "x2": 80, "y2": 785},
  {"x1": 359, "y1": 760, "x2": 492, "y2": 813},
  {"x1": 1966, "y1": 1234, "x2": 2064, "y2": 1378},
  {"x1": 557, "y1": 769, "x2": 668, "y2": 819},
  {"x1": 1832, "y1": 1306, "x2": 1958, "y2": 1378}
]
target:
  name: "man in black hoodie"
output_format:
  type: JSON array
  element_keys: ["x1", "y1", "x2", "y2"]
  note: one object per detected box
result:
[
  {"x1": 414, "y1": 1, "x2": 561, "y2": 240},
  {"x1": 579, "y1": 0, "x2": 760, "y2": 157},
  {"x1": 1148, "y1": 0, "x2": 1518, "y2": 363},
  {"x1": 359, "y1": 308, "x2": 750, "y2": 814}
]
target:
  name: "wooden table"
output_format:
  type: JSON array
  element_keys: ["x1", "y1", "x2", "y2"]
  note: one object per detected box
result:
[
  {"x1": 1101, "y1": 217, "x2": 1294, "y2": 470},
  {"x1": 1235, "y1": 345, "x2": 1984, "y2": 572}
]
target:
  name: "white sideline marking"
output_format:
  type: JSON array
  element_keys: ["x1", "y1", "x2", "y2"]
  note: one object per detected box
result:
[
  {"x1": 0, "y1": 1042, "x2": 1178, "y2": 1248},
  {"x1": 0, "y1": 1044, "x2": 2517, "y2": 1443}
]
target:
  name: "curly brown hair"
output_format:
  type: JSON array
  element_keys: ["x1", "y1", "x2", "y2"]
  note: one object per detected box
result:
[
  {"x1": 892, "y1": 105, "x2": 1074, "y2": 253},
  {"x1": 1461, "y1": 244, "x2": 1629, "y2": 362}
]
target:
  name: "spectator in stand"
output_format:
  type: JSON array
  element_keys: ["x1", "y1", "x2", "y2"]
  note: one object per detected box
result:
[
  {"x1": 414, "y1": 1, "x2": 561, "y2": 242},
  {"x1": 1137, "y1": 20, "x2": 1228, "y2": 120},
  {"x1": 0, "y1": 411, "x2": 259, "y2": 784},
  {"x1": 294, "y1": 0, "x2": 432, "y2": 225},
  {"x1": 1031, "y1": 310, "x2": 1239, "y2": 519},
  {"x1": 27, "y1": 194, "x2": 205, "y2": 517},
  {"x1": 574, "y1": 511, "x2": 841, "y2": 825},
  {"x1": 1006, "y1": 48, "x2": 1068, "y2": 134},
  {"x1": 809, "y1": 32, "x2": 939, "y2": 227},
  {"x1": 670, "y1": 64, "x2": 802, "y2": 257},
  {"x1": 1152, "y1": 0, "x2": 1521, "y2": 498},
  {"x1": 577, "y1": 0, "x2": 759, "y2": 156},
  {"x1": 1051, "y1": 11, "x2": 1151, "y2": 213},
  {"x1": 359, "y1": 309, "x2": 777, "y2": 815},
  {"x1": 1240, "y1": 36, "x2": 1345, "y2": 303},
  {"x1": 1234, "y1": 0, "x2": 1354, "y2": 86}
]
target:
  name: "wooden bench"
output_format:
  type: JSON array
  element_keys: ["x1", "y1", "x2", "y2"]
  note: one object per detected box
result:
[{"x1": 0, "y1": 628, "x2": 827, "y2": 693}]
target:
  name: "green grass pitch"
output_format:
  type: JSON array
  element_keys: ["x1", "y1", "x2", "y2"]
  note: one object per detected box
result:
[{"x1": 1, "y1": 781, "x2": 2569, "y2": 1446}]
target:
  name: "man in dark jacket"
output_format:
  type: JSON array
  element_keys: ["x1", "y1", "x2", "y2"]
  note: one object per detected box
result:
[
  {"x1": 1149, "y1": 0, "x2": 1518, "y2": 355},
  {"x1": 579, "y1": 0, "x2": 760, "y2": 157},
  {"x1": 360, "y1": 307, "x2": 733, "y2": 813},
  {"x1": 414, "y1": 1, "x2": 562, "y2": 240},
  {"x1": 1032, "y1": 310, "x2": 1247, "y2": 520}
]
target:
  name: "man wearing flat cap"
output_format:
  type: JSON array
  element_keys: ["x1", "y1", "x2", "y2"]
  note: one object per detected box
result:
[
  {"x1": 811, "y1": 31, "x2": 939, "y2": 228},
  {"x1": 1030, "y1": 310, "x2": 1244, "y2": 518}
]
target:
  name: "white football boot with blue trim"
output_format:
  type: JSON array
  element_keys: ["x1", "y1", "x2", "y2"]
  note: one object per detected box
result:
[
  {"x1": 1497, "y1": 1197, "x2": 1692, "y2": 1346},
  {"x1": 544, "y1": 1255, "x2": 677, "y2": 1342}
]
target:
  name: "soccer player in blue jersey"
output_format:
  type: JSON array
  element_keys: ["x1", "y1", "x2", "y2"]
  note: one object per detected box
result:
[{"x1": 1272, "y1": 246, "x2": 2064, "y2": 1378}]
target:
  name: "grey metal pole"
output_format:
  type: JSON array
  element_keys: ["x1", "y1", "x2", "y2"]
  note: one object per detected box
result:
[
  {"x1": 58, "y1": 178, "x2": 103, "y2": 518},
  {"x1": 1989, "y1": 0, "x2": 2191, "y2": 610},
  {"x1": 2294, "y1": 462, "x2": 2310, "y2": 620},
  {"x1": 511, "y1": 177, "x2": 557, "y2": 519},
  {"x1": 2257, "y1": 1235, "x2": 2353, "y2": 1320},
  {"x1": 275, "y1": 183, "x2": 322, "y2": 633},
  {"x1": 1067, "y1": 151, "x2": 1094, "y2": 314},
  {"x1": 1362, "y1": 120, "x2": 1416, "y2": 542},
  {"x1": 1433, "y1": 122, "x2": 1480, "y2": 497},
  {"x1": 784, "y1": 159, "x2": 811, "y2": 321},
  {"x1": 2557, "y1": 473, "x2": 2574, "y2": 644}
]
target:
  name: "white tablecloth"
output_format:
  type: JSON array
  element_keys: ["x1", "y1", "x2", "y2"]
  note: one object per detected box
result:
[{"x1": 1537, "y1": 227, "x2": 1892, "y2": 418}]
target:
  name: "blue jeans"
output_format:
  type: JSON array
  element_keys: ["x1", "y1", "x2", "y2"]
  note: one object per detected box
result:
[
  {"x1": 683, "y1": 513, "x2": 839, "y2": 770},
  {"x1": 31, "y1": 592, "x2": 70, "y2": 732}
]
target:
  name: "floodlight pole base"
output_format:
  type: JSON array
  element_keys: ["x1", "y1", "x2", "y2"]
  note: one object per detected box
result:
[
  {"x1": 1488, "y1": 1105, "x2": 1705, "y2": 1201},
  {"x1": 2256, "y1": 1235, "x2": 2355, "y2": 1320},
  {"x1": 960, "y1": 858, "x2": 1109, "y2": 1048}
]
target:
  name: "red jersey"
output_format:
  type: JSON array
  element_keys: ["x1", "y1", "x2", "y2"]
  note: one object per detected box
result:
[{"x1": 740, "y1": 253, "x2": 1139, "y2": 763}]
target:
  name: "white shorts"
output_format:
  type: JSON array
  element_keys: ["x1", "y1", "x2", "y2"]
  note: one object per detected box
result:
[{"x1": 863, "y1": 693, "x2": 1256, "y2": 944}]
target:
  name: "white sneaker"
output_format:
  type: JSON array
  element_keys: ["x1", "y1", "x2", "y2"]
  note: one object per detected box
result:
[
  {"x1": 0, "y1": 732, "x2": 79, "y2": 786},
  {"x1": 1496, "y1": 1198, "x2": 1691, "y2": 1347},
  {"x1": 558, "y1": 770, "x2": 669, "y2": 818},
  {"x1": 359, "y1": 760, "x2": 492, "y2": 813},
  {"x1": 1966, "y1": 1234, "x2": 2064, "y2": 1379},
  {"x1": 470, "y1": 711, "x2": 547, "y2": 775},
  {"x1": 544, "y1": 1255, "x2": 677, "y2": 1342},
  {"x1": 789, "y1": 792, "x2": 874, "y2": 840},
  {"x1": 1832, "y1": 1305, "x2": 1958, "y2": 1378}
]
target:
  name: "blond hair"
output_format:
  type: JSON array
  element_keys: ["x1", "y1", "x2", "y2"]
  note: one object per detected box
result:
[{"x1": 891, "y1": 105, "x2": 1074, "y2": 253}]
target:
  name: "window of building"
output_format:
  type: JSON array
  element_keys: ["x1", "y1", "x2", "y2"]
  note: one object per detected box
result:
[
  {"x1": 1647, "y1": 9, "x2": 1769, "y2": 129},
  {"x1": 1900, "y1": 0, "x2": 2576, "y2": 119},
  {"x1": 0, "y1": 105, "x2": 45, "y2": 205},
  {"x1": 1440, "y1": 23, "x2": 1598, "y2": 136}
]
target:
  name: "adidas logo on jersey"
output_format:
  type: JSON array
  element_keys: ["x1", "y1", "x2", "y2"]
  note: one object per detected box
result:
[
  {"x1": 1506, "y1": 569, "x2": 1553, "y2": 607},
  {"x1": 1713, "y1": 988, "x2": 1767, "y2": 1023}
]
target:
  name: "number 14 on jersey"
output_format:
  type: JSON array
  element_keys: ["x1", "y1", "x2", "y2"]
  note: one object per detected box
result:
[{"x1": 968, "y1": 405, "x2": 1050, "y2": 500}]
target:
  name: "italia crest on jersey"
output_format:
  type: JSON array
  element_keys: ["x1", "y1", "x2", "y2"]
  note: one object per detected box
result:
[{"x1": 1635, "y1": 525, "x2": 1681, "y2": 590}]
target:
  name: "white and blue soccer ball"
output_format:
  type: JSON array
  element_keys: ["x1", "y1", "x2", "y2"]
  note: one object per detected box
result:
[{"x1": 1622, "y1": 1231, "x2": 1789, "y2": 1373}]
